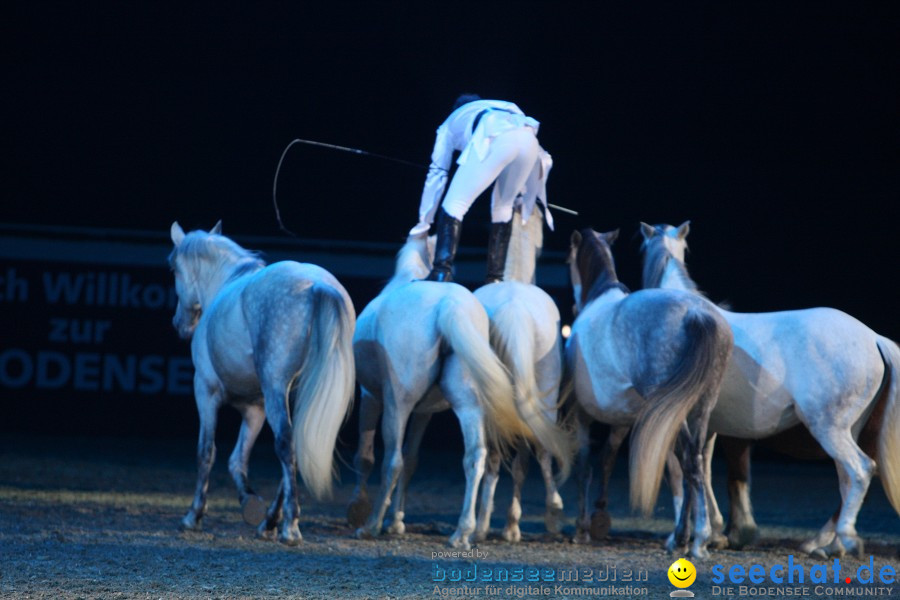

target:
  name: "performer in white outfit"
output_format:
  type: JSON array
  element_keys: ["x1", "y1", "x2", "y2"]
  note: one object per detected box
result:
[{"x1": 410, "y1": 94, "x2": 553, "y2": 283}]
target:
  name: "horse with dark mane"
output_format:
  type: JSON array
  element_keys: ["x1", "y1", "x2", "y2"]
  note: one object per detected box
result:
[{"x1": 565, "y1": 228, "x2": 733, "y2": 558}]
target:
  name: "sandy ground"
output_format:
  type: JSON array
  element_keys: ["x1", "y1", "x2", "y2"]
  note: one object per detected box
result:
[{"x1": 1, "y1": 434, "x2": 898, "y2": 600}]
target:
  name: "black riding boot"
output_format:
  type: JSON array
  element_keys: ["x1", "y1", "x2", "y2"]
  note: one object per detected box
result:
[
  {"x1": 484, "y1": 219, "x2": 513, "y2": 284},
  {"x1": 426, "y1": 208, "x2": 462, "y2": 282}
]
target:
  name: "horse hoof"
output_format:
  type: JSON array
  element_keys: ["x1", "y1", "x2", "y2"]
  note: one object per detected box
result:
[
  {"x1": 709, "y1": 532, "x2": 729, "y2": 550},
  {"x1": 241, "y1": 495, "x2": 267, "y2": 526},
  {"x1": 589, "y1": 510, "x2": 611, "y2": 540},
  {"x1": 279, "y1": 533, "x2": 303, "y2": 546},
  {"x1": 347, "y1": 497, "x2": 372, "y2": 528},
  {"x1": 355, "y1": 527, "x2": 377, "y2": 540},
  {"x1": 448, "y1": 532, "x2": 471, "y2": 550},
  {"x1": 472, "y1": 529, "x2": 488, "y2": 543},
  {"x1": 387, "y1": 521, "x2": 406, "y2": 536},
  {"x1": 256, "y1": 524, "x2": 277, "y2": 541},
  {"x1": 180, "y1": 514, "x2": 202, "y2": 531},
  {"x1": 502, "y1": 526, "x2": 521, "y2": 543},
  {"x1": 691, "y1": 544, "x2": 710, "y2": 560},
  {"x1": 823, "y1": 537, "x2": 847, "y2": 558},
  {"x1": 727, "y1": 525, "x2": 758, "y2": 550},
  {"x1": 572, "y1": 530, "x2": 591, "y2": 545}
]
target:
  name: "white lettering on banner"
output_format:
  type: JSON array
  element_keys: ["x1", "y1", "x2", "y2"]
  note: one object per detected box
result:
[
  {"x1": 0, "y1": 349, "x2": 193, "y2": 395},
  {"x1": 0, "y1": 268, "x2": 29, "y2": 302},
  {"x1": 42, "y1": 271, "x2": 176, "y2": 309}
]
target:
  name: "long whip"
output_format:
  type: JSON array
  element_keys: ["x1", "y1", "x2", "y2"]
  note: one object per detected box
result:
[{"x1": 272, "y1": 138, "x2": 578, "y2": 235}]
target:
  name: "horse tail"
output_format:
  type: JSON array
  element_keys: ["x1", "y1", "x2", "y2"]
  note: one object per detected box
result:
[
  {"x1": 291, "y1": 282, "x2": 356, "y2": 501},
  {"x1": 436, "y1": 297, "x2": 523, "y2": 451},
  {"x1": 490, "y1": 301, "x2": 575, "y2": 481},
  {"x1": 876, "y1": 336, "x2": 900, "y2": 516},
  {"x1": 629, "y1": 307, "x2": 732, "y2": 516}
]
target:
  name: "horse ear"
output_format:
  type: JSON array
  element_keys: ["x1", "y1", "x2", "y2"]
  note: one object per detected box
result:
[
  {"x1": 604, "y1": 229, "x2": 620, "y2": 245},
  {"x1": 170, "y1": 221, "x2": 185, "y2": 246},
  {"x1": 210, "y1": 220, "x2": 223, "y2": 235},
  {"x1": 640, "y1": 222, "x2": 656, "y2": 240},
  {"x1": 570, "y1": 230, "x2": 582, "y2": 248},
  {"x1": 676, "y1": 220, "x2": 691, "y2": 240}
]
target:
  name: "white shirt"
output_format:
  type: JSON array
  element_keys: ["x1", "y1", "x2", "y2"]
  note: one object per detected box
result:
[{"x1": 411, "y1": 100, "x2": 547, "y2": 235}]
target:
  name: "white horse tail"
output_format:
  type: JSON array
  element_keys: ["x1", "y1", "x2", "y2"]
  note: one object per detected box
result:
[
  {"x1": 876, "y1": 336, "x2": 900, "y2": 516},
  {"x1": 490, "y1": 301, "x2": 575, "y2": 481},
  {"x1": 291, "y1": 282, "x2": 356, "y2": 501},
  {"x1": 629, "y1": 308, "x2": 731, "y2": 516},
  {"x1": 436, "y1": 298, "x2": 523, "y2": 449}
]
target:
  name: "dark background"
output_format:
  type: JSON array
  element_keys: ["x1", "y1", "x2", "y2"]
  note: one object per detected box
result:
[{"x1": 4, "y1": 3, "x2": 900, "y2": 444}]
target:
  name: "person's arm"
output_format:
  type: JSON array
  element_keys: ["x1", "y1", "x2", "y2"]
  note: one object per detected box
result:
[{"x1": 409, "y1": 123, "x2": 454, "y2": 235}]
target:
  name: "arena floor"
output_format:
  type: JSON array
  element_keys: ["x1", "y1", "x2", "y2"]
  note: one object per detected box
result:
[{"x1": 1, "y1": 434, "x2": 897, "y2": 599}]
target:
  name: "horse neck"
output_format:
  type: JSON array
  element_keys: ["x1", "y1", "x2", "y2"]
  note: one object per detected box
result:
[
  {"x1": 642, "y1": 240, "x2": 698, "y2": 293},
  {"x1": 504, "y1": 213, "x2": 541, "y2": 284},
  {"x1": 578, "y1": 238, "x2": 629, "y2": 309},
  {"x1": 198, "y1": 256, "x2": 261, "y2": 307}
]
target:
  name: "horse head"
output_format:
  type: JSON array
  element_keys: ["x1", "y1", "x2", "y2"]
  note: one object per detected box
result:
[
  {"x1": 639, "y1": 221, "x2": 698, "y2": 292},
  {"x1": 168, "y1": 220, "x2": 226, "y2": 339},
  {"x1": 169, "y1": 222, "x2": 208, "y2": 339},
  {"x1": 568, "y1": 228, "x2": 621, "y2": 313},
  {"x1": 640, "y1": 221, "x2": 690, "y2": 262}
]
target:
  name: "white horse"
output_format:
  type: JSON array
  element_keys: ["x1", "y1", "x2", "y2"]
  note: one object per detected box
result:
[
  {"x1": 347, "y1": 232, "x2": 535, "y2": 549},
  {"x1": 639, "y1": 221, "x2": 900, "y2": 557},
  {"x1": 168, "y1": 222, "x2": 355, "y2": 545},
  {"x1": 472, "y1": 208, "x2": 574, "y2": 542},
  {"x1": 566, "y1": 229, "x2": 734, "y2": 558}
]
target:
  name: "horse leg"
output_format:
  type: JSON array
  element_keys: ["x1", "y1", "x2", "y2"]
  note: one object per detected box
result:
[
  {"x1": 257, "y1": 479, "x2": 285, "y2": 540},
  {"x1": 667, "y1": 427, "x2": 695, "y2": 553},
  {"x1": 181, "y1": 389, "x2": 222, "y2": 531},
  {"x1": 538, "y1": 445, "x2": 565, "y2": 537},
  {"x1": 474, "y1": 446, "x2": 502, "y2": 542},
  {"x1": 229, "y1": 401, "x2": 267, "y2": 526},
  {"x1": 665, "y1": 444, "x2": 688, "y2": 553},
  {"x1": 803, "y1": 426, "x2": 875, "y2": 558},
  {"x1": 702, "y1": 432, "x2": 728, "y2": 549},
  {"x1": 800, "y1": 507, "x2": 840, "y2": 556},
  {"x1": 442, "y1": 357, "x2": 487, "y2": 550},
  {"x1": 682, "y1": 394, "x2": 717, "y2": 559},
  {"x1": 358, "y1": 388, "x2": 413, "y2": 540},
  {"x1": 448, "y1": 401, "x2": 487, "y2": 549},
  {"x1": 264, "y1": 385, "x2": 303, "y2": 546},
  {"x1": 388, "y1": 411, "x2": 433, "y2": 535},
  {"x1": 503, "y1": 442, "x2": 530, "y2": 542},
  {"x1": 348, "y1": 389, "x2": 382, "y2": 528},
  {"x1": 589, "y1": 424, "x2": 628, "y2": 540},
  {"x1": 720, "y1": 435, "x2": 758, "y2": 548},
  {"x1": 572, "y1": 409, "x2": 594, "y2": 544}
]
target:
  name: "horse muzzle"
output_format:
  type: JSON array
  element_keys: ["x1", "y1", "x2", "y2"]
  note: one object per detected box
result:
[{"x1": 172, "y1": 305, "x2": 201, "y2": 340}]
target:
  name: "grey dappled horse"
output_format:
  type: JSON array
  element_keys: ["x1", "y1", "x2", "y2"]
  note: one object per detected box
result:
[
  {"x1": 472, "y1": 208, "x2": 575, "y2": 542},
  {"x1": 169, "y1": 222, "x2": 355, "y2": 545},
  {"x1": 347, "y1": 232, "x2": 531, "y2": 549},
  {"x1": 638, "y1": 221, "x2": 900, "y2": 557},
  {"x1": 566, "y1": 229, "x2": 734, "y2": 558}
]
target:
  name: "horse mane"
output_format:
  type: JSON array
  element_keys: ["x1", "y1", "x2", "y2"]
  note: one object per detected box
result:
[
  {"x1": 384, "y1": 234, "x2": 432, "y2": 291},
  {"x1": 576, "y1": 229, "x2": 630, "y2": 307},
  {"x1": 640, "y1": 226, "x2": 700, "y2": 294},
  {"x1": 504, "y1": 207, "x2": 544, "y2": 284},
  {"x1": 170, "y1": 231, "x2": 265, "y2": 283}
]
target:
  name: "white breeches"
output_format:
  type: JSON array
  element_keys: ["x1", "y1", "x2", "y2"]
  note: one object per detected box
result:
[{"x1": 441, "y1": 127, "x2": 539, "y2": 224}]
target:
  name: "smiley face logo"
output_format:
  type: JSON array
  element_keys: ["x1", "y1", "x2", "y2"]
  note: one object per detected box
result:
[{"x1": 668, "y1": 558, "x2": 696, "y2": 588}]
